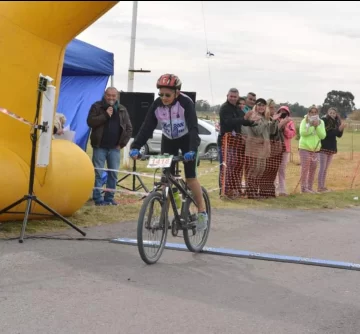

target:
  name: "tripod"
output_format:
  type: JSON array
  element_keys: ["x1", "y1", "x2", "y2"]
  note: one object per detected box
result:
[
  {"x1": 116, "y1": 158, "x2": 149, "y2": 192},
  {"x1": 0, "y1": 76, "x2": 86, "y2": 243}
]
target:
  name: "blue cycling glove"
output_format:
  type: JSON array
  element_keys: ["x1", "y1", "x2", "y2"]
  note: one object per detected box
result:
[
  {"x1": 184, "y1": 151, "x2": 196, "y2": 161},
  {"x1": 129, "y1": 149, "x2": 139, "y2": 158}
]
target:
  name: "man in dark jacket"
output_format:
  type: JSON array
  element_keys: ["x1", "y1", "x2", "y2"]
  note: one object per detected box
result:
[
  {"x1": 218, "y1": 88, "x2": 258, "y2": 197},
  {"x1": 87, "y1": 87, "x2": 133, "y2": 205}
]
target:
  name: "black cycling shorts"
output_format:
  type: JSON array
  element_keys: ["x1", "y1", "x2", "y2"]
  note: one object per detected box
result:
[{"x1": 161, "y1": 134, "x2": 198, "y2": 179}]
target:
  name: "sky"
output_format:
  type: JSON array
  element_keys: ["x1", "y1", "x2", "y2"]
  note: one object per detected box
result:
[{"x1": 76, "y1": 1, "x2": 360, "y2": 107}]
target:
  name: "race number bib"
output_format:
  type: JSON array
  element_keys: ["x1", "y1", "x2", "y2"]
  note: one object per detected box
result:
[{"x1": 147, "y1": 155, "x2": 173, "y2": 168}]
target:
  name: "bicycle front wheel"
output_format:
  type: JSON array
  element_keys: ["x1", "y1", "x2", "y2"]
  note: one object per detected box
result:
[
  {"x1": 183, "y1": 186, "x2": 211, "y2": 252},
  {"x1": 137, "y1": 191, "x2": 169, "y2": 264}
]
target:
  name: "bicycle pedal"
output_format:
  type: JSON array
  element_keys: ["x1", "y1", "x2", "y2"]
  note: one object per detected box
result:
[
  {"x1": 189, "y1": 214, "x2": 198, "y2": 222},
  {"x1": 183, "y1": 223, "x2": 196, "y2": 230}
]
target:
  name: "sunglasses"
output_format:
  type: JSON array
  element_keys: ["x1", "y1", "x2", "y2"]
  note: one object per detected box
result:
[{"x1": 158, "y1": 93, "x2": 173, "y2": 98}]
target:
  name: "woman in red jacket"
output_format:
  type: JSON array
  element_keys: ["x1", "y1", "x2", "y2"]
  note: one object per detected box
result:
[{"x1": 276, "y1": 106, "x2": 296, "y2": 196}]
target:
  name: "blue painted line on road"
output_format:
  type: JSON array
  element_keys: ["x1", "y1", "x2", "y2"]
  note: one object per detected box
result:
[{"x1": 110, "y1": 238, "x2": 360, "y2": 271}]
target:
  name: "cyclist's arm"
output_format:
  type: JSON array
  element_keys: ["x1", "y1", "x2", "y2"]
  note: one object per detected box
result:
[
  {"x1": 184, "y1": 98, "x2": 200, "y2": 152},
  {"x1": 131, "y1": 102, "x2": 158, "y2": 150}
]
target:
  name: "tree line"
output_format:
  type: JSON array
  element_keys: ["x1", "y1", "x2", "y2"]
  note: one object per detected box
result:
[{"x1": 196, "y1": 90, "x2": 356, "y2": 119}]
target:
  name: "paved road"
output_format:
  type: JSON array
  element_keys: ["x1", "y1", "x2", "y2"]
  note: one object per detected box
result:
[{"x1": 1, "y1": 208, "x2": 360, "y2": 334}]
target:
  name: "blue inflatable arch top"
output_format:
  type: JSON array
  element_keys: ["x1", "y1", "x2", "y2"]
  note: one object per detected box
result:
[{"x1": 57, "y1": 38, "x2": 114, "y2": 151}]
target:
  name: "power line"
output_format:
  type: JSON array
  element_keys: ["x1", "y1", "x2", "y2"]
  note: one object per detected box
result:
[
  {"x1": 201, "y1": 1, "x2": 209, "y2": 53},
  {"x1": 201, "y1": 1, "x2": 215, "y2": 106}
]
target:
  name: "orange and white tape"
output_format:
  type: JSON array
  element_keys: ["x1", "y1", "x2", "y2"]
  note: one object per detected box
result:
[
  {"x1": 94, "y1": 167, "x2": 161, "y2": 180},
  {"x1": 93, "y1": 187, "x2": 149, "y2": 197},
  {"x1": 95, "y1": 162, "x2": 223, "y2": 180},
  {"x1": 197, "y1": 163, "x2": 224, "y2": 178},
  {"x1": 94, "y1": 186, "x2": 220, "y2": 198}
]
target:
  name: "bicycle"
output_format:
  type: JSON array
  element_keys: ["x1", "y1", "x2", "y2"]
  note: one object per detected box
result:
[{"x1": 135, "y1": 153, "x2": 211, "y2": 265}]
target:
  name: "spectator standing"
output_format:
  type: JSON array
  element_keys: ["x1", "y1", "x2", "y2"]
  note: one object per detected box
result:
[
  {"x1": 276, "y1": 106, "x2": 296, "y2": 196},
  {"x1": 298, "y1": 105, "x2": 326, "y2": 194},
  {"x1": 237, "y1": 97, "x2": 246, "y2": 112},
  {"x1": 317, "y1": 107, "x2": 346, "y2": 192},
  {"x1": 218, "y1": 88, "x2": 257, "y2": 197},
  {"x1": 243, "y1": 92, "x2": 256, "y2": 114},
  {"x1": 242, "y1": 98, "x2": 277, "y2": 199},
  {"x1": 259, "y1": 99, "x2": 284, "y2": 198},
  {"x1": 87, "y1": 87, "x2": 133, "y2": 206}
]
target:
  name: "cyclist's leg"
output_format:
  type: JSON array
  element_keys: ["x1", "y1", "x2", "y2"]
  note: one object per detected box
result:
[
  {"x1": 180, "y1": 137, "x2": 208, "y2": 230},
  {"x1": 183, "y1": 156, "x2": 208, "y2": 230},
  {"x1": 178, "y1": 135, "x2": 204, "y2": 209},
  {"x1": 183, "y1": 154, "x2": 205, "y2": 211}
]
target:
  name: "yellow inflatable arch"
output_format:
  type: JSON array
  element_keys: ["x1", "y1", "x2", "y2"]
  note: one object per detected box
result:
[{"x1": 0, "y1": 1, "x2": 119, "y2": 221}]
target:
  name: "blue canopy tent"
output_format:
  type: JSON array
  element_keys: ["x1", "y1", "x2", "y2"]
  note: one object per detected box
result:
[{"x1": 57, "y1": 39, "x2": 114, "y2": 151}]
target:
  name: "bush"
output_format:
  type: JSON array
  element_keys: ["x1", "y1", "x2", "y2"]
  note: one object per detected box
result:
[{"x1": 349, "y1": 110, "x2": 360, "y2": 121}]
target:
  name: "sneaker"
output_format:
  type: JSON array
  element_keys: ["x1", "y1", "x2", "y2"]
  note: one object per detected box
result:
[
  {"x1": 197, "y1": 212, "x2": 208, "y2": 232},
  {"x1": 104, "y1": 200, "x2": 119, "y2": 206},
  {"x1": 302, "y1": 189, "x2": 317, "y2": 194},
  {"x1": 318, "y1": 188, "x2": 331, "y2": 193},
  {"x1": 95, "y1": 200, "x2": 107, "y2": 206}
]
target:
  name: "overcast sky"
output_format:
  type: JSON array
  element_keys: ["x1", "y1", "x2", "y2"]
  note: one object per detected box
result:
[{"x1": 76, "y1": 1, "x2": 360, "y2": 107}]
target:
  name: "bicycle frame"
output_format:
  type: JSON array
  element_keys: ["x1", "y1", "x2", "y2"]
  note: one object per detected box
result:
[{"x1": 150, "y1": 159, "x2": 197, "y2": 225}]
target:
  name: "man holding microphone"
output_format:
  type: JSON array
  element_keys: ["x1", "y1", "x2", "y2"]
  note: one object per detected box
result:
[{"x1": 87, "y1": 87, "x2": 133, "y2": 206}]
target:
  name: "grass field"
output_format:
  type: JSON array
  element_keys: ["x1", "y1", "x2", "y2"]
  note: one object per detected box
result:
[{"x1": 1, "y1": 131, "x2": 360, "y2": 238}]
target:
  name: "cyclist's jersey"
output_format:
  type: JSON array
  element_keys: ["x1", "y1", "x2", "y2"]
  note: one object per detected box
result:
[{"x1": 131, "y1": 93, "x2": 201, "y2": 152}]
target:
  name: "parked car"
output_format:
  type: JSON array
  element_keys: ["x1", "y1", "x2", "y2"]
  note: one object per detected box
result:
[
  {"x1": 202, "y1": 118, "x2": 220, "y2": 132},
  {"x1": 140, "y1": 119, "x2": 219, "y2": 160}
]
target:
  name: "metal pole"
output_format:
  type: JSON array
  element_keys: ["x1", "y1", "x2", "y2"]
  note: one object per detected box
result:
[
  {"x1": 127, "y1": 0, "x2": 138, "y2": 93},
  {"x1": 123, "y1": 1, "x2": 138, "y2": 168},
  {"x1": 111, "y1": 238, "x2": 360, "y2": 272},
  {"x1": 110, "y1": 75, "x2": 114, "y2": 87},
  {"x1": 351, "y1": 123, "x2": 354, "y2": 160}
]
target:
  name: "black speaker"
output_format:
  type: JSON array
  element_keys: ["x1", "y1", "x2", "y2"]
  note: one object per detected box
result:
[
  {"x1": 119, "y1": 92, "x2": 155, "y2": 138},
  {"x1": 181, "y1": 91, "x2": 196, "y2": 104}
]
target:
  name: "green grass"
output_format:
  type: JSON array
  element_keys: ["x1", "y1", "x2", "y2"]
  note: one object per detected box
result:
[
  {"x1": 1, "y1": 131, "x2": 360, "y2": 239},
  {"x1": 0, "y1": 199, "x2": 141, "y2": 239},
  {"x1": 290, "y1": 125, "x2": 360, "y2": 154}
]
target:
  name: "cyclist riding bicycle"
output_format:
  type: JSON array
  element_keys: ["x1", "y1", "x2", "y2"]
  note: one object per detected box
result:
[{"x1": 129, "y1": 73, "x2": 208, "y2": 231}]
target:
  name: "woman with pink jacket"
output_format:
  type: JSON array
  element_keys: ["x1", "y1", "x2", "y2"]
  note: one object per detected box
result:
[{"x1": 276, "y1": 106, "x2": 296, "y2": 196}]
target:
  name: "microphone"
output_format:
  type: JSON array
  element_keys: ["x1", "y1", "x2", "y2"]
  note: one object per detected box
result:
[{"x1": 109, "y1": 101, "x2": 114, "y2": 117}]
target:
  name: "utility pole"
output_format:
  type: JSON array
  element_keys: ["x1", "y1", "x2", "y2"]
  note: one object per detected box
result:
[
  {"x1": 127, "y1": 0, "x2": 138, "y2": 92},
  {"x1": 123, "y1": 1, "x2": 151, "y2": 168}
]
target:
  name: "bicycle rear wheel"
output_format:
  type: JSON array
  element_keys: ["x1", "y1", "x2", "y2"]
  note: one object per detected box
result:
[
  {"x1": 183, "y1": 186, "x2": 211, "y2": 252},
  {"x1": 137, "y1": 191, "x2": 169, "y2": 264}
]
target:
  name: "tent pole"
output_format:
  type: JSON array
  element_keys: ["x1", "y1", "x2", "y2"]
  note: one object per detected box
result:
[{"x1": 110, "y1": 75, "x2": 114, "y2": 87}]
